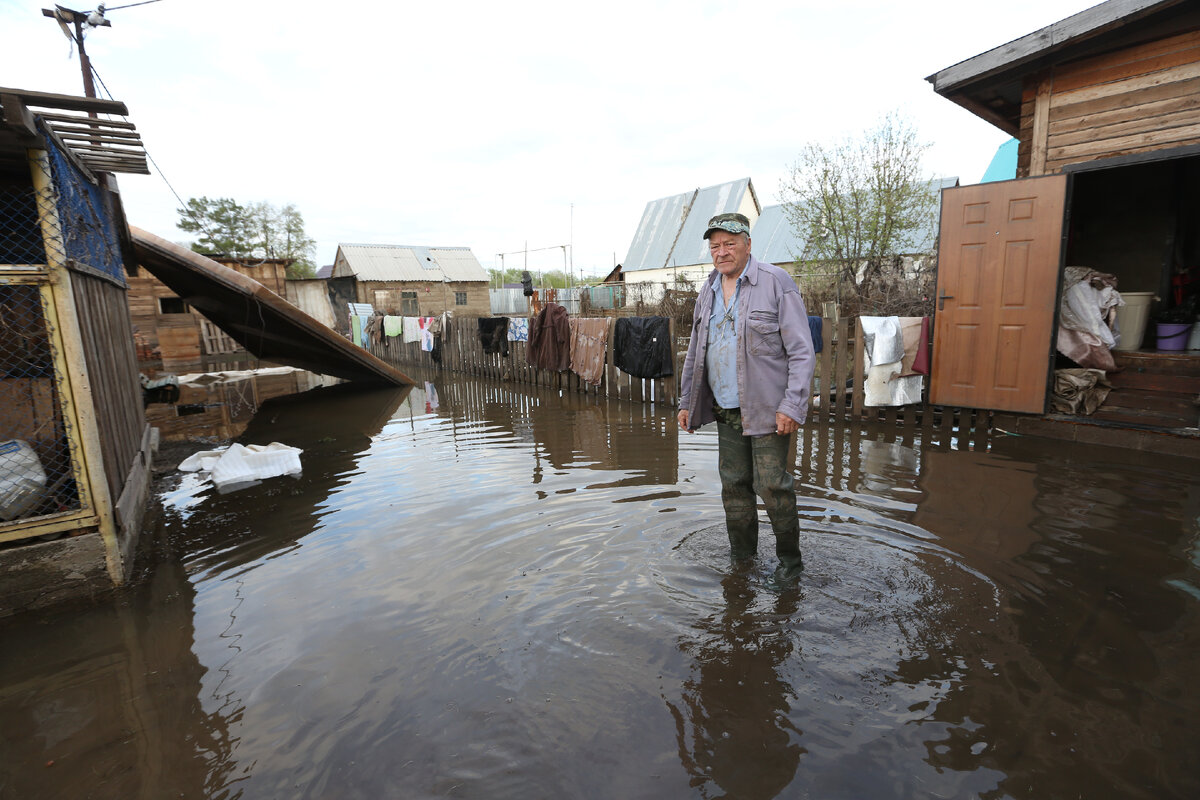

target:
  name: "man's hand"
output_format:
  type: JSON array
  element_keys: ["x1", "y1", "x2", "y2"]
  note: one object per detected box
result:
[
  {"x1": 775, "y1": 411, "x2": 799, "y2": 436},
  {"x1": 678, "y1": 409, "x2": 693, "y2": 432}
]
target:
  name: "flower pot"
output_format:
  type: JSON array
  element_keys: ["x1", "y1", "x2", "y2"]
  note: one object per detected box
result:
[{"x1": 1155, "y1": 322, "x2": 1192, "y2": 351}]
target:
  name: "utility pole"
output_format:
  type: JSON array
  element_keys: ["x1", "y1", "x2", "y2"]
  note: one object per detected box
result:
[
  {"x1": 43, "y1": 2, "x2": 164, "y2": 100},
  {"x1": 42, "y1": 6, "x2": 110, "y2": 101}
]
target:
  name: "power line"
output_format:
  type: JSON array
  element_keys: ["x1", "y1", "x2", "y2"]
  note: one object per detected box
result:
[
  {"x1": 106, "y1": 1, "x2": 166, "y2": 10},
  {"x1": 87, "y1": 63, "x2": 213, "y2": 242}
]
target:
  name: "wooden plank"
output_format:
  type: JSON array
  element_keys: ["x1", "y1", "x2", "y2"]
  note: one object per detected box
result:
[
  {"x1": 819, "y1": 318, "x2": 833, "y2": 423},
  {"x1": 1051, "y1": 35, "x2": 1200, "y2": 95},
  {"x1": 35, "y1": 111, "x2": 139, "y2": 129},
  {"x1": 114, "y1": 425, "x2": 150, "y2": 530},
  {"x1": 1047, "y1": 119, "x2": 1200, "y2": 161},
  {"x1": 1048, "y1": 27, "x2": 1200, "y2": 94},
  {"x1": 1049, "y1": 89, "x2": 1200, "y2": 136},
  {"x1": 1048, "y1": 104, "x2": 1200, "y2": 149},
  {"x1": 55, "y1": 130, "x2": 144, "y2": 145},
  {"x1": 1049, "y1": 59, "x2": 1200, "y2": 108},
  {"x1": 833, "y1": 318, "x2": 851, "y2": 421},
  {"x1": 664, "y1": 317, "x2": 677, "y2": 405},
  {"x1": 1030, "y1": 72, "x2": 1054, "y2": 175},
  {"x1": 851, "y1": 318, "x2": 865, "y2": 418},
  {"x1": 0, "y1": 85, "x2": 129, "y2": 114},
  {"x1": 1050, "y1": 74, "x2": 1200, "y2": 126},
  {"x1": 938, "y1": 405, "x2": 954, "y2": 446},
  {"x1": 972, "y1": 411, "x2": 991, "y2": 451}
]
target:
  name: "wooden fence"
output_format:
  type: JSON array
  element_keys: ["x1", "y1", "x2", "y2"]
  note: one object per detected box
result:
[
  {"x1": 365, "y1": 316, "x2": 679, "y2": 406},
  {"x1": 811, "y1": 316, "x2": 993, "y2": 446},
  {"x1": 364, "y1": 314, "x2": 992, "y2": 444}
]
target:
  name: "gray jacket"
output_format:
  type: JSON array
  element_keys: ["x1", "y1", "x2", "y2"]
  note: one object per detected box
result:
[{"x1": 679, "y1": 254, "x2": 815, "y2": 436}]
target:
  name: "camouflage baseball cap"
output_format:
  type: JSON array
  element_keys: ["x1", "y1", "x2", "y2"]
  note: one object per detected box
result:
[{"x1": 703, "y1": 212, "x2": 751, "y2": 239}]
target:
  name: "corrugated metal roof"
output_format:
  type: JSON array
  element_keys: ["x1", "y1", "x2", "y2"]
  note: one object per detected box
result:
[
  {"x1": 623, "y1": 177, "x2": 755, "y2": 271},
  {"x1": 622, "y1": 190, "x2": 695, "y2": 271},
  {"x1": 751, "y1": 204, "x2": 809, "y2": 265},
  {"x1": 430, "y1": 248, "x2": 489, "y2": 282},
  {"x1": 334, "y1": 244, "x2": 488, "y2": 283}
]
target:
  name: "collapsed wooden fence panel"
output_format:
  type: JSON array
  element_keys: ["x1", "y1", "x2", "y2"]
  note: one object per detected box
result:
[{"x1": 363, "y1": 314, "x2": 990, "y2": 446}]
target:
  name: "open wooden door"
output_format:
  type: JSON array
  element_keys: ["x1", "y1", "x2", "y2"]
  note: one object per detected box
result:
[{"x1": 931, "y1": 175, "x2": 1067, "y2": 413}]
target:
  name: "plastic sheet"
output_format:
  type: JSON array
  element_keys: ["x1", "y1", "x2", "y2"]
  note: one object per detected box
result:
[{"x1": 179, "y1": 442, "x2": 303, "y2": 493}]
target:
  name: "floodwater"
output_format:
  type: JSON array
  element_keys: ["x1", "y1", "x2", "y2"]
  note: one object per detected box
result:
[{"x1": 1, "y1": 371, "x2": 1198, "y2": 800}]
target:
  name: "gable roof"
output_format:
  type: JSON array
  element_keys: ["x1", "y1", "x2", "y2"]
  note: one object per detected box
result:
[
  {"x1": 623, "y1": 177, "x2": 760, "y2": 271},
  {"x1": 751, "y1": 204, "x2": 808, "y2": 266},
  {"x1": 333, "y1": 244, "x2": 488, "y2": 283}
]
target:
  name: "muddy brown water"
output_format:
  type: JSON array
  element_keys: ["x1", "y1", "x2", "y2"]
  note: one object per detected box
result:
[{"x1": 1, "y1": 372, "x2": 1198, "y2": 799}]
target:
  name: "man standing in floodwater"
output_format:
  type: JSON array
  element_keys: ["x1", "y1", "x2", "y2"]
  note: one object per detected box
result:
[{"x1": 677, "y1": 212, "x2": 816, "y2": 584}]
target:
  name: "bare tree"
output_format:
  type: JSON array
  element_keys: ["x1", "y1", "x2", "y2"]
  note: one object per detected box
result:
[{"x1": 780, "y1": 112, "x2": 938, "y2": 312}]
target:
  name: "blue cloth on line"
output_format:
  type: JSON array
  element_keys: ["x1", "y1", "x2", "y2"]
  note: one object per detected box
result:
[{"x1": 808, "y1": 315, "x2": 824, "y2": 354}]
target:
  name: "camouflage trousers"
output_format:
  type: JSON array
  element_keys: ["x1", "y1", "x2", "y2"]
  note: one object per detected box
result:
[{"x1": 714, "y1": 405, "x2": 802, "y2": 571}]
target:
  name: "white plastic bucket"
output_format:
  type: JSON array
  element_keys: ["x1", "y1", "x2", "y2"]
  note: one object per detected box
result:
[
  {"x1": 1187, "y1": 319, "x2": 1200, "y2": 351},
  {"x1": 1114, "y1": 292, "x2": 1155, "y2": 351}
]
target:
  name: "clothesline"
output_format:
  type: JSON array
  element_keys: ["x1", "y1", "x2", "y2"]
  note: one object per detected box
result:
[{"x1": 349, "y1": 306, "x2": 675, "y2": 385}]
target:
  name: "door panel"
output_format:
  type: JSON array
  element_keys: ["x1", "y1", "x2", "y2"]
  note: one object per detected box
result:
[{"x1": 931, "y1": 175, "x2": 1067, "y2": 413}]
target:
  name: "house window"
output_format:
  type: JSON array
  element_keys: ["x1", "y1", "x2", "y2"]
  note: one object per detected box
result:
[
  {"x1": 159, "y1": 296, "x2": 188, "y2": 314},
  {"x1": 400, "y1": 291, "x2": 419, "y2": 316},
  {"x1": 455, "y1": 291, "x2": 467, "y2": 306}
]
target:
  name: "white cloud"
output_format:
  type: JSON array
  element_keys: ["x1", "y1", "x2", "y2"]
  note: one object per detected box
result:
[{"x1": 2, "y1": 0, "x2": 1093, "y2": 274}]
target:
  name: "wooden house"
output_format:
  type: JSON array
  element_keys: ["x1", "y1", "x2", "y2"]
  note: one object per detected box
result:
[
  {"x1": 0, "y1": 87, "x2": 156, "y2": 610},
  {"x1": 925, "y1": 0, "x2": 1199, "y2": 450},
  {"x1": 330, "y1": 243, "x2": 490, "y2": 322},
  {"x1": 127, "y1": 254, "x2": 292, "y2": 374}
]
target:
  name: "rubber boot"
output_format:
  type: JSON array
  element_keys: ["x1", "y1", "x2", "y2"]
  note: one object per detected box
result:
[{"x1": 717, "y1": 410, "x2": 758, "y2": 564}]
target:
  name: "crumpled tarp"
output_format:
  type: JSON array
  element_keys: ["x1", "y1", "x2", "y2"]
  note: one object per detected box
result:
[
  {"x1": 1050, "y1": 368, "x2": 1111, "y2": 415},
  {"x1": 1057, "y1": 267, "x2": 1122, "y2": 371},
  {"x1": 860, "y1": 316, "x2": 925, "y2": 407},
  {"x1": 179, "y1": 442, "x2": 304, "y2": 492}
]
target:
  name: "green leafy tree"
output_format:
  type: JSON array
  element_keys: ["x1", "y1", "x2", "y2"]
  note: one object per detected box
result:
[
  {"x1": 176, "y1": 197, "x2": 317, "y2": 278},
  {"x1": 277, "y1": 204, "x2": 317, "y2": 277},
  {"x1": 780, "y1": 112, "x2": 937, "y2": 300},
  {"x1": 176, "y1": 196, "x2": 254, "y2": 257}
]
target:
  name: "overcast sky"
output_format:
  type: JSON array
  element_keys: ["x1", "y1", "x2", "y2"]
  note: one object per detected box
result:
[{"x1": 5, "y1": 0, "x2": 1096, "y2": 276}]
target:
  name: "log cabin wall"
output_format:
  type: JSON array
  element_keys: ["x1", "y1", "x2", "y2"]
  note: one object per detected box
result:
[
  {"x1": 213, "y1": 257, "x2": 288, "y2": 296},
  {"x1": 356, "y1": 280, "x2": 490, "y2": 318},
  {"x1": 127, "y1": 257, "x2": 291, "y2": 374},
  {"x1": 1018, "y1": 26, "x2": 1200, "y2": 176}
]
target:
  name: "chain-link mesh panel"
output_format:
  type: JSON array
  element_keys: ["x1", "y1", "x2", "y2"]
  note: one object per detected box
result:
[
  {"x1": 0, "y1": 187, "x2": 48, "y2": 265},
  {"x1": 0, "y1": 284, "x2": 80, "y2": 523}
]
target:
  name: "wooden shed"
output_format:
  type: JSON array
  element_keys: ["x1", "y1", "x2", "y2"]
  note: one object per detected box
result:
[
  {"x1": 0, "y1": 87, "x2": 156, "y2": 608},
  {"x1": 127, "y1": 254, "x2": 293, "y2": 374},
  {"x1": 926, "y1": 0, "x2": 1199, "y2": 448},
  {"x1": 331, "y1": 243, "x2": 490, "y2": 321}
]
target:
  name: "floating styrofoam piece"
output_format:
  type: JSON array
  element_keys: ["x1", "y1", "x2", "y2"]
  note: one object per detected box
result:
[
  {"x1": 178, "y1": 443, "x2": 303, "y2": 491},
  {"x1": 178, "y1": 449, "x2": 228, "y2": 472}
]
